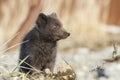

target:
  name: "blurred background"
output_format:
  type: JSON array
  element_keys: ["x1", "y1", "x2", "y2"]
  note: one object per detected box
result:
[
  {"x1": 1, "y1": 0, "x2": 120, "y2": 52},
  {"x1": 0, "y1": 0, "x2": 120, "y2": 80}
]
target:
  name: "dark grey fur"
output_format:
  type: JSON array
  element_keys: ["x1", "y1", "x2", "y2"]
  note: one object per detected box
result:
[{"x1": 19, "y1": 13, "x2": 70, "y2": 74}]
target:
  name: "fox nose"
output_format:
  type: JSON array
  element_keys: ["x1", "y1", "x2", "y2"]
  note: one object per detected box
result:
[
  {"x1": 64, "y1": 32, "x2": 70, "y2": 37},
  {"x1": 67, "y1": 33, "x2": 70, "y2": 37}
]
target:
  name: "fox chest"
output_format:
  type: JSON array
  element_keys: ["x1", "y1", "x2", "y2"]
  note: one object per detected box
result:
[
  {"x1": 31, "y1": 42, "x2": 57, "y2": 60},
  {"x1": 30, "y1": 42, "x2": 57, "y2": 69}
]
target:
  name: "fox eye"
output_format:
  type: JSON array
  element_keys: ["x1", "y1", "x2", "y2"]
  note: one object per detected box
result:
[
  {"x1": 53, "y1": 25, "x2": 58, "y2": 29},
  {"x1": 52, "y1": 24, "x2": 58, "y2": 28}
]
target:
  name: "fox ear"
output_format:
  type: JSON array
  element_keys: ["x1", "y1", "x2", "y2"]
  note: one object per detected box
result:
[
  {"x1": 36, "y1": 13, "x2": 47, "y2": 26},
  {"x1": 39, "y1": 13, "x2": 47, "y2": 21},
  {"x1": 51, "y1": 12, "x2": 57, "y2": 18}
]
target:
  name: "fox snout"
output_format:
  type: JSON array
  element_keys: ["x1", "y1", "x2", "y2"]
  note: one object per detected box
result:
[
  {"x1": 63, "y1": 32, "x2": 70, "y2": 38},
  {"x1": 60, "y1": 31, "x2": 70, "y2": 39}
]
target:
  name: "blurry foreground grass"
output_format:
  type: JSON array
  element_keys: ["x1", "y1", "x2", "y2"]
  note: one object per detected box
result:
[{"x1": 0, "y1": 60, "x2": 76, "y2": 80}]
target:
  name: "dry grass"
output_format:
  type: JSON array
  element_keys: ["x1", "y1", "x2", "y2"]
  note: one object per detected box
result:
[
  {"x1": 0, "y1": 59, "x2": 76, "y2": 80},
  {"x1": 0, "y1": 40, "x2": 76, "y2": 80}
]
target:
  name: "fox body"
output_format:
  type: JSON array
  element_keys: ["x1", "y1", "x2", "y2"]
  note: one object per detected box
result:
[{"x1": 19, "y1": 13, "x2": 70, "y2": 74}]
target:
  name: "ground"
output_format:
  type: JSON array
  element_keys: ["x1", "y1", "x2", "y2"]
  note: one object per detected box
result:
[{"x1": 0, "y1": 46, "x2": 120, "y2": 80}]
